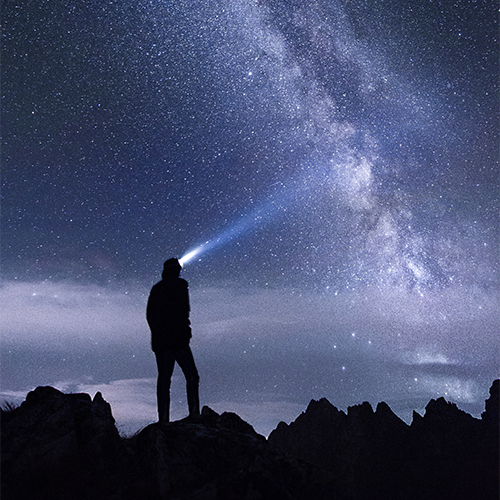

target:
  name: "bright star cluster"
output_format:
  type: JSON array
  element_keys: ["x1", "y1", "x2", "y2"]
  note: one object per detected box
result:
[{"x1": 1, "y1": 0, "x2": 498, "y2": 435}]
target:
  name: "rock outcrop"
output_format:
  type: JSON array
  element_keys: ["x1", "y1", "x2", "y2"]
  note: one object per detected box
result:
[
  {"x1": 123, "y1": 406, "x2": 330, "y2": 500},
  {"x1": 2, "y1": 381, "x2": 498, "y2": 500},
  {"x1": 268, "y1": 398, "x2": 410, "y2": 499},
  {"x1": 1, "y1": 386, "x2": 126, "y2": 500},
  {"x1": 269, "y1": 380, "x2": 499, "y2": 500},
  {"x1": 1, "y1": 387, "x2": 328, "y2": 500}
]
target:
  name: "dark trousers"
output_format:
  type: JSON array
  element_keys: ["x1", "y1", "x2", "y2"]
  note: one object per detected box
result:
[{"x1": 155, "y1": 346, "x2": 200, "y2": 422}]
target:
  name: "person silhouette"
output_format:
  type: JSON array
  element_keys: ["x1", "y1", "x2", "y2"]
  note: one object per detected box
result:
[{"x1": 147, "y1": 258, "x2": 200, "y2": 423}]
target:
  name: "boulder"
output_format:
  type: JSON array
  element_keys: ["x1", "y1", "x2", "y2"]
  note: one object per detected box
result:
[
  {"x1": 1, "y1": 388, "x2": 329, "y2": 500},
  {"x1": 1, "y1": 386, "x2": 125, "y2": 500}
]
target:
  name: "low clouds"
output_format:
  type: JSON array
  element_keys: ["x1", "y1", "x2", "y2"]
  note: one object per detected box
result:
[
  {"x1": 1, "y1": 279, "x2": 497, "y2": 435},
  {"x1": 0, "y1": 281, "x2": 147, "y2": 347},
  {"x1": 191, "y1": 284, "x2": 498, "y2": 366}
]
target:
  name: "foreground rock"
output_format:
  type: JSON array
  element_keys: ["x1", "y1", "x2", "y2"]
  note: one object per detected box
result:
[
  {"x1": 123, "y1": 407, "x2": 331, "y2": 500},
  {"x1": 1, "y1": 387, "x2": 327, "y2": 500},
  {"x1": 1, "y1": 386, "x2": 126, "y2": 499},
  {"x1": 2, "y1": 381, "x2": 498, "y2": 499}
]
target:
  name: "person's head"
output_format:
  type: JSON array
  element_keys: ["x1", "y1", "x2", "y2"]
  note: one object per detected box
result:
[{"x1": 162, "y1": 258, "x2": 182, "y2": 279}]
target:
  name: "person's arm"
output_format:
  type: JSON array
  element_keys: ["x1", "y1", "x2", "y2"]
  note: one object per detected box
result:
[{"x1": 146, "y1": 287, "x2": 161, "y2": 331}]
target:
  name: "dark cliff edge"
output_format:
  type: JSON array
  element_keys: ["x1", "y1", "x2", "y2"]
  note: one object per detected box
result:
[{"x1": 2, "y1": 381, "x2": 498, "y2": 500}]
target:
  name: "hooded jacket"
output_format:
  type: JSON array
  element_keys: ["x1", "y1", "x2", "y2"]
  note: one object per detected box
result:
[{"x1": 146, "y1": 274, "x2": 192, "y2": 352}]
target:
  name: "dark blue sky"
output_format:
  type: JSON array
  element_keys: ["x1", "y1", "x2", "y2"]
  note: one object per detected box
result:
[{"x1": 1, "y1": 0, "x2": 498, "y2": 435}]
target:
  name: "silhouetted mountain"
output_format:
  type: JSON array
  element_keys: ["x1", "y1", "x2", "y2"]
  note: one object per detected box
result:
[
  {"x1": 2, "y1": 381, "x2": 498, "y2": 500},
  {"x1": 269, "y1": 380, "x2": 499, "y2": 500}
]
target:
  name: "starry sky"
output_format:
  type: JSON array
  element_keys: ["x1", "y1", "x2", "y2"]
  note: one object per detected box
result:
[{"x1": 1, "y1": 0, "x2": 498, "y2": 436}]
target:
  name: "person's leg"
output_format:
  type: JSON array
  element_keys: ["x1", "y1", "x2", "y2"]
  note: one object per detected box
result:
[
  {"x1": 175, "y1": 346, "x2": 200, "y2": 417},
  {"x1": 155, "y1": 350, "x2": 176, "y2": 423}
]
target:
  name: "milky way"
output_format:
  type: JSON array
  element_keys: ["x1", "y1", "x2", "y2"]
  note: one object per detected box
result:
[{"x1": 2, "y1": 0, "x2": 498, "y2": 435}]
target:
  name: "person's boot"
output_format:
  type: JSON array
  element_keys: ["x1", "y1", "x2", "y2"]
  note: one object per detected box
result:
[
  {"x1": 187, "y1": 379, "x2": 200, "y2": 419},
  {"x1": 158, "y1": 392, "x2": 170, "y2": 423}
]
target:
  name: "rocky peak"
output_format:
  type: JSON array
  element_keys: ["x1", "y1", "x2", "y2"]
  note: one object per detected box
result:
[
  {"x1": 347, "y1": 400, "x2": 374, "y2": 419},
  {"x1": 482, "y1": 378, "x2": 499, "y2": 428},
  {"x1": 269, "y1": 380, "x2": 499, "y2": 500},
  {"x1": 305, "y1": 396, "x2": 339, "y2": 415},
  {"x1": 374, "y1": 401, "x2": 408, "y2": 431},
  {"x1": 410, "y1": 396, "x2": 481, "y2": 439},
  {"x1": 2, "y1": 381, "x2": 498, "y2": 500}
]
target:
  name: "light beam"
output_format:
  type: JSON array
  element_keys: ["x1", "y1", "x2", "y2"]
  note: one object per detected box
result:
[
  {"x1": 179, "y1": 247, "x2": 203, "y2": 267},
  {"x1": 179, "y1": 186, "x2": 292, "y2": 266}
]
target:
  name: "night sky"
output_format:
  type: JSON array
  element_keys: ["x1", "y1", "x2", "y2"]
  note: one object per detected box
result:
[{"x1": 2, "y1": 0, "x2": 498, "y2": 436}]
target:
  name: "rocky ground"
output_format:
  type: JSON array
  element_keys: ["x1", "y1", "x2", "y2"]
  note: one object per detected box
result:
[{"x1": 2, "y1": 380, "x2": 498, "y2": 500}]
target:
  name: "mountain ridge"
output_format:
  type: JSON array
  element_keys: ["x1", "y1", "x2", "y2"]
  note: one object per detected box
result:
[{"x1": 2, "y1": 380, "x2": 498, "y2": 499}]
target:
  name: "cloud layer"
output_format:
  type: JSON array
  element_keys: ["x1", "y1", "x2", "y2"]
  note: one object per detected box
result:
[{"x1": 2, "y1": 280, "x2": 497, "y2": 436}]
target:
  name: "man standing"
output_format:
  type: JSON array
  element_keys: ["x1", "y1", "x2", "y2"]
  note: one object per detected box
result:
[{"x1": 147, "y1": 258, "x2": 200, "y2": 423}]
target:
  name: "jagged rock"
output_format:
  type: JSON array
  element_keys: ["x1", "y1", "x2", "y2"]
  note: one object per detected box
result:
[
  {"x1": 268, "y1": 397, "x2": 347, "y2": 474},
  {"x1": 481, "y1": 379, "x2": 500, "y2": 497},
  {"x1": 1, "y1": 386, "x2": 125, "y2": 500},
  {"x1": 2, "y1": 382, "x2": 498, "y2": 500},
  {"x1": 482, "y1": 378, "x2": 499, "y2": 430},
  {"x1": 405, "y1": 396, "x2": 487, "y2": 500},
  {"x1": 269, "y1": 398, "x2": 410, "y2": 499},
  {"x1": 127, "y1": 409, "x2": 328, "y2": 500},
  {"x1": 269, "y1": 381, "x2": 500, "y2": 500},
  {"x1": 1, "y1": 388, "x2": 330, "y2": 500}
]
